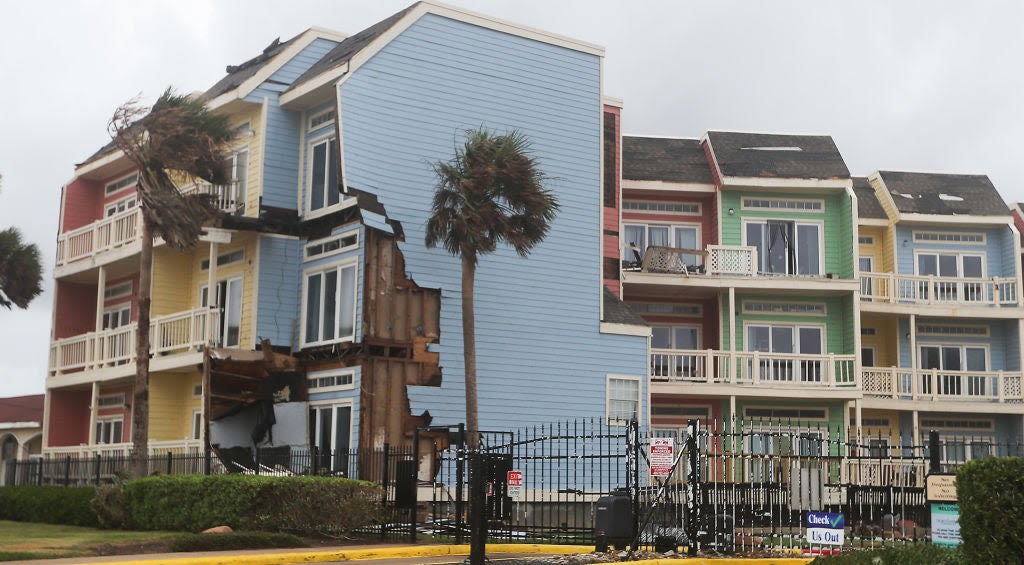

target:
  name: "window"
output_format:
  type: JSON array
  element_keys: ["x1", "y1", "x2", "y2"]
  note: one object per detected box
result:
[
  {"x1": 95, "y1": 419, "x2": 123, "y2": 444},
  {"x1": 859, "y1": 256, "x2": 874, "y2": 297},
  {"x1": 744, "y1": 407, "x2": 828, "y2": 421},
  {"x1": 916, "y1": 252, "x2": 984, "y2": 301},
  {"x1": 861, "y1": 327, "x2": 876, "y2": 336},
  {"x1": 628, "y1": 303, "x2": 702, "y2": 316},
  {"x1": 651, "y1": 326, "x2": 700, "y2": 378},
  {"x1": 918, "y1": 324, "x2": 989, "y2": 337},
  {"x1": 308, "y1": 369, "x2": 355, "y2": 393},
  {"x1": 193, "y1": 383, "x2": 203, "y2": 397},
  {"x1": 742, "y1": 301, "x2": 825, "y2": 315},
  {"x1": 303, "y1": 263, "x2": 357, "y2": 346},
  {"x1": 309, "y1": 402, "x2": 352, "y2": 474},
  {"x1": 200, "y1": 277, "x2": 243, "y2": 347},
  {"x1": 623, "y1": 223, "x2": 700, "y2": 265},
  {"x1": 308, "y1": 137, "x2": 340, "y2": 213},
  {"x1": 861, "y1": 346, "x2": 876, "y2": 367},
  {"x1": 742, "y1": 198, "x2": 823, "y2": 211},
  {"x1": 745, "y1": 220, "x2": 821, "y2": 276},
  {"x1": 746, "y1": 324, "x2": 824, "y2": 381},
  {"x1": 102, "y1": 307, "x2": 131, "y2": 330},
  {"x1": 607, "y1": 377, "x2": 640, "y2": 424},
  {"x1": 104, "y1": 281, "x2": 132, "y2": 299},
  {"x1": 305, "y1": 231, "x2": 358, "y2": 259},
  {"x1": 913, "y1": 231, "x2": 985, "y2": 244},
  {"x1": 309, "y1": 109, "x2": 336, "y2": 130},
  {"x1": 622, "y1": 201, "x2": 700, "y2": 214},
  {"x1": 97, "y1": 393, "x2": 125, "y2": 408},
  {"x1": 867, "y1": 438, "x2": 890, "y2": 458},
  {"x1": 217, "y1": 150, "x2": 248, "y2": 211},
  {"x1": 200, "y1": 249, "x2": 244, "y2": 271},
  {"x1": 105, "y1": 173, "x2": 137, "y2": 195},
  {"x1": 105, "y1": 196, "x2": 136, "y2": 217},
  {"x1": 192, "y1": 410, "x2": 202, "y2": 441},
  {"x1": 919, "y1": 344, "x2": 989, "y2": 396},
  {"x1": 858, "y1": 236, "x2": 874, "y2": 245}
]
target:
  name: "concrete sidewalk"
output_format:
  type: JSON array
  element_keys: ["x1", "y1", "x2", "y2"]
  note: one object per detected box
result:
[{"x1": 6, "y1": 544, "x2": 815, "y2": 565}]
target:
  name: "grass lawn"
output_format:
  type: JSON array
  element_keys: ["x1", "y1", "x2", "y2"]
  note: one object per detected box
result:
[{"x1": 0, "y1": 520, "x2": 178, "y2": 561}]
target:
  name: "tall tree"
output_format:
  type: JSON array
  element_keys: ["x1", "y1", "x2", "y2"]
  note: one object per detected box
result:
[
  {"x1": 109, "y1": 88, "x2": 232, "y2": 477},
  {"x1": 425, "y1": 128, "x2": 558, "y2": 448},
  {"x1": 0, "y1": 227, "x2": 42, "y2": 310}
]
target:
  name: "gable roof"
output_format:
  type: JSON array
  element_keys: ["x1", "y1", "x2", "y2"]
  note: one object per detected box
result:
[
  {"x1": 622, "y1": 136, "x2": 712, "y2": 184},
  {"x1": 705, "y1": 131, "x2": 850, "y2": 180},
  {"x1": 876, "y1": 171, "x2": 1009, "y2": 217},
  {"x1": 853, "y1": 176, "x2": 886, "y2": 219},
  {"x1": 603, "y1": 289, "x2": 647, "y2": 326},
  {"x1": 288, "y1": 4, "x2": 418, "y2": 94},
  {"x1": 202, "y1": 35, "x2": 300, "y2": 101},
  {"x1": 0, "y1": 395, "x2": 44, "y2": 425}
]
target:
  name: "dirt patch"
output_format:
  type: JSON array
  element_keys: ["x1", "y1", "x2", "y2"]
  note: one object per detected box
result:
[{"x1": 91, "y1": 539, "x2": 176, "y2": 556}]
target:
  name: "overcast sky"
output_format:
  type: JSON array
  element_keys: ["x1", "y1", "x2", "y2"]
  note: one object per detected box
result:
[{"x1": 1, "y1": 0, "x2": 1022, "y2": 398}]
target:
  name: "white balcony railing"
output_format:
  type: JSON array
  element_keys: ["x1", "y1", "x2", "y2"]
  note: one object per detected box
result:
[
  {"x1": 862, "y1": 366, "x2": 1024, "y2": 403},
  {"x1": 860, "y1": 272, "x2": 1018, "y2": 307},
  {"x1": 55, "y1": 208, "x2": 141, "y2": 267},
  {"x1": 706, "y1": 245, "x2": 757, "y2": 276},
  {"x1": 180, "y1": 180, "x2": 242, "y2": 214},
  {"x1": 44, "y1": 440, "x2": 203, "y2": 459},
  {"x1": 49, "y1": 307, "x2": 219, "y2": 377},
  {"x1": 651, "y1": 349, "x2": 858, "y2": 388}
]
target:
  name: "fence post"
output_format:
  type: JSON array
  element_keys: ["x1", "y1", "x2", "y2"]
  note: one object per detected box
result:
[
  {"x1": 685, "y1": 419, "x2": 702, "y2": 555},
  {"x1": 205, "y1": 446, "x2": 211, "y2": 476},
  {"x1": 630, "y1": 418, "x2": 641, "y2": 548},
  {"x1": 410, "y1": 427, "x2": 419, "y2": 545},
  {"x1": 455, "y1": 423, "x2": 466, "y2": 545},
  {"x1": 929, "y1": 430, "x2": 941, "y2": 474},
  {"x1": 95, "y1": 455, "x2": 101, "y2": 485},
  {"x1": 469, "y1": 451, "x2": 487, "y2": 565},
  {"x1": 64, "y1": 456, "x2": 71, "y2": 487},
  {"x1": 166, "y1": 451, "x2": 173, "y2": 475},
  {"x1": 255, "y1": 446, "x2": 261, "y2": 475}
]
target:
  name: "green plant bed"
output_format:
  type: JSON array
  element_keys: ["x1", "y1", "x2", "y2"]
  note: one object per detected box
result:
[
  {"x1": 169, "y1": 531, "x2": 308, "y2": 552},
  {"x1": 0, "y1": 486, "x2": 99, "y2": 527},
  {"x1": 810, "y1": 544, "x2": 962, "y2": 564}
]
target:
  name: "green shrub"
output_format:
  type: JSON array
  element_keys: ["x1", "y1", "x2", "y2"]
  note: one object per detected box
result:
[
  {"x1": 0, "y1": 486, "x2": 99, "y2": 527},
  {"x1": 169, "y1": 531, "x2": 307, "y2": 552},
  {"x1": 91, "y1": 469, "x2": 130, "y2": 529},
  {"x1": 810, "y1": 544, "x2": 962, "y2": 564},
  {"x1": 124, "y1": 474, "x2": 382, "y2": 535},
  {"x1": 957, "y1": 456, "x2": 1024, "y2": 564}
]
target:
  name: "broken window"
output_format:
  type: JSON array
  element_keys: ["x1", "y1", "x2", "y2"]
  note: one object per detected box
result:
[{"x1": 745, "y1": 220, "x2": 821, "y2": 276}]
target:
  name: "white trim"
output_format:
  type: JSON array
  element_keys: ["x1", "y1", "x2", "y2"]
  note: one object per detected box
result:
[
  {"x1": 307, "y1": 368, "x2": 356, "y2": 393},
  {"x1": 912, "y1": 250, "x2": 986, "y2": 278},
  {"x1": 741, "y1": 218, "x2": 825, "y2": 276},
  {"x1": 622, "y1": 200, "x2": 701, "y2": 215},
  {"x1": 304, "y1": 133, "x2": 343, "y2": 219},
  {"x1": 917, "y1": 324, "x2": 990, "y2": 338},
  {"x1": 308, "y1": 107, "x2": 336, "y2": 131},
  {"x1": 307, "y1": 398, "x2": 355, "y2": 458},
  {"x1": 899, "y1": 213, "x2": 1011, "y2": 225},
  {"x1": 741, "y1": 301, "x2": 827, "y2": 316},
  {"x1": 742, "y1": 320, "x2": 827, "y2": 355},
  {"x1": 300, "y1": 259, "x2": 359, "y2": 347},
  {"x1": 742, "y1": 406, "x2": 830, "y2": 422},
  {"x1": 720, "y1": 176, "x2": 851, "y2": 190},
  {"x1": 104, "y1": 281, "x2": 133, "y2": 300},
  {"x1": 200, "y1": 248, "x2": 245, "y2": 271},
  {"x1": 912, "y1": 230, "x2": 986, "y2": 244},
  {"x1": 606, "y1": 374, "x2": 642, "y2": 426},
  {"x1": 96, "y1": 393, "x2": 125, "y2": 408},
  {"x1": 599, "y1": 322, "x2": 651, "y2": 337},
  {"x1": 858, "y1": 236, "x2": 875, "y2": 245},
  {"x1": 859, "y1": 218, "x2": 890, "y2": 227},
  {"x1": 104, "y1": 172, "x2": 138, "y2": 196},
  {"x1": 304, "y1": 230, "x2": 359, "y2": 261},
  {"x1": 621, "y1": 180, "x2": 717, "y2": 193},
  {"x1": 651, "y1": 323, "x2": 702, "y2": 350},
  {"x1": 741, "y1": 196, "x2": 824, "y2": 212}
]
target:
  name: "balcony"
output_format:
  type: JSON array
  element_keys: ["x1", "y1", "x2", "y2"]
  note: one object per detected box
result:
[
  {"x1": 651, "y1": 349, "x2": 859, "y2": 390},
  {"x1": 862, "y1": 366, "x2": 1024, "y2": 403},
  {"x1": 43, "y1": 439, "x2": 203, "y2": 459},
  {"x1": 860, "y1": 272, "x2": 1018, "y2": 308},
  {"x1": 49, "y1": 307, "x2": 219, "y2": 378},
  {"x1": 55, "y1": 208, "x2": 141, "y2": 268},
  {"x1": 180, "y1": 180, "x2": 243, "y2": 214}
]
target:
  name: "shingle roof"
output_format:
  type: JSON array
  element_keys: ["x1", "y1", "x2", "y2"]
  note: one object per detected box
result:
[
  {"x1": 201, "y1": 34, "x2": 299, "y2": 101},
  {"x1": 853, "y1": 177, "x2": 886, "y2": 219},
  {"x1": 877, "y1": 171, "x2": 1010, "y2": 216},
  {"x1": 621, "y1": 137, "x2": 712, "y2": 184},
  {"x1": 706, "y1": 131, "x2": 850, "y2": 180},
  {"x1": 288, "y1": 4, "x2": 418, "y2": 94},
  {"x1": 603, "y1": 289, "x2": 647, "y2": 326},
  {"x1": 0, "y1": 395, "x2": 44, "y2": 425}
]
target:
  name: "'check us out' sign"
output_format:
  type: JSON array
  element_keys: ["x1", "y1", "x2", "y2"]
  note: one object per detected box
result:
[{"x1": 806, "y1": 512, "x2": 845, "y2": 546}]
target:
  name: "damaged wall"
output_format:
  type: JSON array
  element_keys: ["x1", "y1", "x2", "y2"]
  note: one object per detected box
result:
[{"x1": 210, "y1": 402, "x2": 307, "y2": 449}]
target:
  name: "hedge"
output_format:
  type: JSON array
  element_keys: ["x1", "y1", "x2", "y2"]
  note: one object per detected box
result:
[
  {"x1": 123, "y1": 474, "x2": 382, "y2": 535},
  {"x1": 0, "y1": 486, "x2": 100, "y2": 527},
  {"x1": 809, "y1": 545, "x2": 962, "y2": 564},
  {"x1": 957, "y1": 456, "x2": 1024, "y2": 563},
  {"x1": 169, "y1": 531, "x2": 308, "y2": 552}
]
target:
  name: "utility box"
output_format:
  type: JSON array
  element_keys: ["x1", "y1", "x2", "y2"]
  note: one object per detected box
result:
[{"x1": 594, "y1": 491, "x2": 633, "y2": 550}]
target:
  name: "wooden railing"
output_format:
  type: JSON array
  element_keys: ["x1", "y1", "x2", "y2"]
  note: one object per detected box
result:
[
  {"x1": 861, "y1": 366, "x2": 1024, "y2": 402},
  {"x1": 44, "y1": 440, "x2": 203, "y2": 459},
  {"x1": 55, "y1": 208, "x2": 141, "y2": 267},
  {"x1": 860, "y1": 272, "x2": 1019, "y2": 307},
  {"x1": 180, "y1": 180, "x2": 242, "y2": 214},
  {"x1": 49, "y1": 307, "x2": 218, "y2": 376},
  {"x1": 651, "y1": 349, "x2": 859, "y2": 388}
]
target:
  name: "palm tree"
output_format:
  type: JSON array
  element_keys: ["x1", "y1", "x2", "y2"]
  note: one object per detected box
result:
[
  {"x1": 109, "y1": 88, "x2": 232, "y2": 477},
  {"x1": 0, "y1": 226, "x2": 42, "y2": 310},
  {"x1": 425, "y1": 128, "x2": 558, "y2": 448}
]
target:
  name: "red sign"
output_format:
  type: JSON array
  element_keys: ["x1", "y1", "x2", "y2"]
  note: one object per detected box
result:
[
  {"x1": 507, "y1": 469, "x2": 523, "y2": 497},
  {"x1": 650, "y1": 438, "x2": 674, "y2": 478}
]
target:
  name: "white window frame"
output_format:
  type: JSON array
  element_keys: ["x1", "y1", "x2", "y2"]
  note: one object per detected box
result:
[
  {"x1": 304, "y1": 230, "x2": 359, "y2": 261},
  {"x1": 200, "y1": 249, "x2": 244, "y2": 271},
  {"x1": 622, "y1": 200, "x2": 701, "y2": 215},
  {"x1": 102, "y1": 306, "x2": 131, "y2": 330},
  {"x1": 628, "y1": 303, "x2": 702, "y2": 316},
  {"x1": 861, "y1": 346, "x2": 876, "y2": 368},
  {"x1": 95, "y1": 417, "x2": 124, "y2": 444},
  {"x1": 199, "y1": 276, "x2": 244, "y2": 348},
  {"x1": 741, "y1": 301, "x2": 826, "y2": 316},
  {"x1": 307, "y1": 368, "x2": 356, "y2": 393},
  {"x1": 308, "y1": 108, "x2": 336, "y2": 131},
  {"x1": 606, "y1": 375, "x2": 641, "y2": 426},
  {"x1": 97, "y1": 393, "x2": 125, "y2": 408},
  {"x1": 193, "y1": 383, "x2": 203, "y2": 397},
  {"x1": 858, "y1": 236, "x2": 875, "y2": 245},
  {"x1": 309, "y1": 400, "x2": 354, "y2": 473},
  {"x1": 913, "y1": 251, "x2": 986, "y2": 278},
  {"x1": 651, "y1": 324, "x2": 701, "y2": 350},
  {"x1": 859, "y1": 255, "x2": 874, "y2": 297},
  {"x1": 104, "y1": 281, "x2": 133, "y2": 300},
  {"x1": 918, "y1": 324, "x2": 990, "y2": 337},
  {"x1": 301, "y1": 261, "x2": 358, "y2": 347},
  {"x1": 742, "y1": 406, "x2": 829, "y2": 422},
  {"x1": 192, "y1": 409, "x2": 202, "y2": 441},
  {"x1": 742, "y1": 219, "x2": 824, "y2": 276},
  {"x1": 913, "y1": 231, "x2": 986, "y2": 245},
  {"x1": 105, "y1": 195, "x2": 137, "y2": 217},
  {"x1": 743, "y1": 322, "x2": 827, "y2": 382},
  {"x1": 306, "y1": 134, "x2": 341, "y2": 217},
  {"x1": 104, "y1": 173, "x2": 138, "y2": 196},
  {"x1": 741, "y1": 197, "x2": 824, "y2": 212}
]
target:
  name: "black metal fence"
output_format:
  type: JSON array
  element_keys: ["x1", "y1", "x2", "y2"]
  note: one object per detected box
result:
[{"x1": 5, "y1": 419, "x2": 1020, "y2": 553}]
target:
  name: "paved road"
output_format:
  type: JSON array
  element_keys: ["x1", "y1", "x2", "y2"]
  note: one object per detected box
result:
[{"x1": 313, "y1": 554, "x2": 554, "y2": 565}]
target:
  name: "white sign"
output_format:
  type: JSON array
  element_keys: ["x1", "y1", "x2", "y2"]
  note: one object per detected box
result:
[
  {"x1": 931, "y1": 503, "x2": 961, "y2": 547},
  {"x1": 507, "y1": 469, "x2": 523, "y2": 498},
  {"x1": 650, "y1": 437, "x2": 674, "y2": 478},
  {"x1": 806, "y1": 512, "x2": 845, "y2": 546}
]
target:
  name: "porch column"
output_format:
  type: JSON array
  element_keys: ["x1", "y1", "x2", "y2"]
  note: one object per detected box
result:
[
  {"x1": 728, "y1": 287, "x2": 736, "y2": 382},
  {"x1": 729, "y1": 395, "x2": 737, "y2": 423},
  {"x1": 87, "y1": 381, "x2": 99, "y2": 447},
  {"x1": 912, "y1": 409, "x2": 920, "y2": 457},
  {"x1": 908, "y1": 314, "x2": 917, "y2": 370},
  {"x1": 854, "y1": 399, "x2": 863, "y2": 434},
  {"x1": 95, "y1": 266, "x2": 107, "y2": 332},
  {"x1": 207, "y1": 242, "x2": 219, "y2": 344}
]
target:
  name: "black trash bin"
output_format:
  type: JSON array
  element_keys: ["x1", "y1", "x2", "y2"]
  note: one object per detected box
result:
[{"x1": 594, "y1": 490, "x2": 633, "y2": 551}]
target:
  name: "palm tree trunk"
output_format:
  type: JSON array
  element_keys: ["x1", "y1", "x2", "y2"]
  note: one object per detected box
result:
[
  {"x1": 130, "y1": 218, "x2": 152, "y2": 477},
  {"x1": 462, "y1": 255, "x2": 479, "y2": 449}
]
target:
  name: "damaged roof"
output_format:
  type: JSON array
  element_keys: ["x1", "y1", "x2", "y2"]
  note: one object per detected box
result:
[
  {"x1": 622, "y1": 136, "x2": 713, "y2": 184},
  {"x1": 201, "y1": 34, "x2": 299, "y2": 101},
  {"x1": 877, "y1": 171, "x2": 1010, "y2": 216},
  {"x1": 288, "y1": 4, "x2": 418, "y2": 94},
  {"x1": 853, "y1": 177, "x2": 887, "y2": 220},
  {"x1": 706, "y1": 131, "x2": 850, "y2": 180},
  {"x1": 0, "y1": 394, "x2": 44, "y2": 425},
  {"x1": 603, "y1": 288, "x2": 648, "y2": 327}
]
